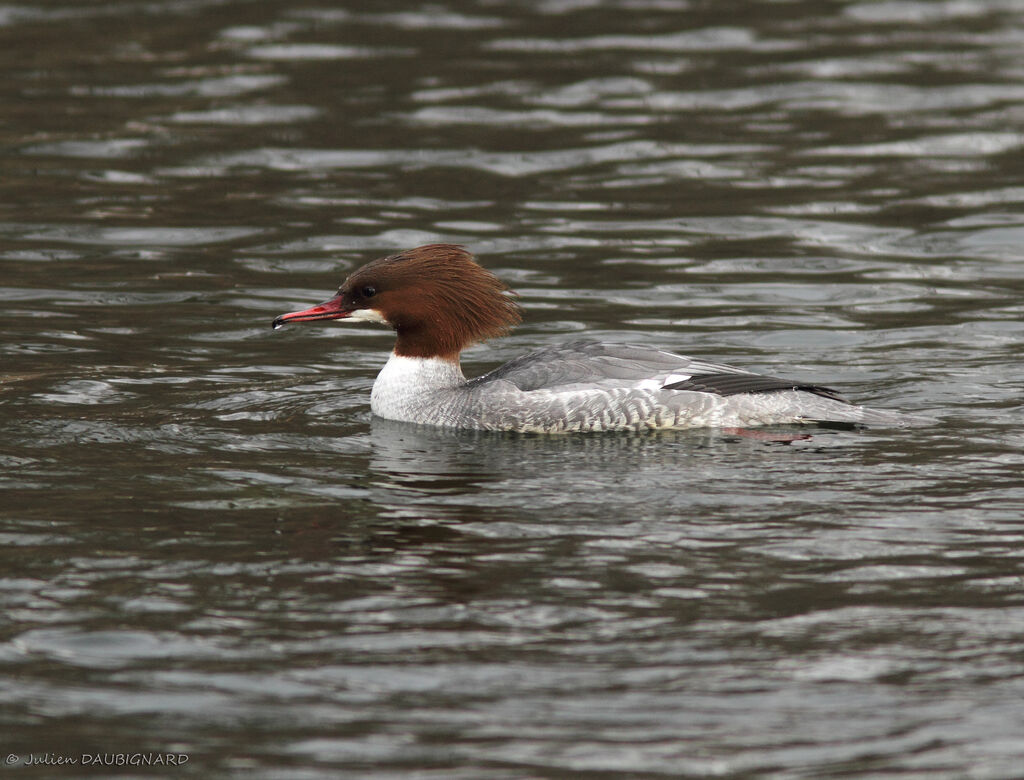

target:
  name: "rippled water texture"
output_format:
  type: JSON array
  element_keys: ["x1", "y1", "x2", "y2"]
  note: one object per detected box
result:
[{"x1": 2, "y1": 1, "x2": 1023, "y2": 776}]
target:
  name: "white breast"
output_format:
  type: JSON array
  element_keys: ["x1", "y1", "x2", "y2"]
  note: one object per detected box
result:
[{"x1": 370, "y1": 353, "x2": 467, "y2": 423}]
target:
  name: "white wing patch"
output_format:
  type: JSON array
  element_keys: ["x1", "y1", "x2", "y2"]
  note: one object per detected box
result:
[
  {"x1": 636, "y1": 373, "x2": 693, "y2": 392},
  {"x1": 662, "y1": 373, "x2": 692, "y2": 387}
]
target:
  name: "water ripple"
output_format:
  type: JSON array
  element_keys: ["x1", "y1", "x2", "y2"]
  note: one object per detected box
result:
[{"x1": 3, "y1": 1, "x2": 1024, "y2": 776}]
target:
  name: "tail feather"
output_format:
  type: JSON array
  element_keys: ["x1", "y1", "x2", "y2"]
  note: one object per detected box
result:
[{"x1": 803, "y1": 401, "x2": 933, "y2": 428}]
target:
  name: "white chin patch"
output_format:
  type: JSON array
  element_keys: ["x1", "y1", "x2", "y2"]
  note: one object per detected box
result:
[{"x1": 347, "y1": 308, "x2": 388, "y2": 324}]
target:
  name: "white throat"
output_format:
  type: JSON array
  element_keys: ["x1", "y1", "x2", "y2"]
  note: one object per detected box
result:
[
  {"x1": 369, "y1": 352, "x2": 466, "y2": 423},
  {"x1": 347, "y1": 307, "x2": 388, "y2": 324}
]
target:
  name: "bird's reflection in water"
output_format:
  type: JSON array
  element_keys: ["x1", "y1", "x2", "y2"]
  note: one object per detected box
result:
[{"x1": 363, "y1": 416, "x2": 806, "y2": 524}]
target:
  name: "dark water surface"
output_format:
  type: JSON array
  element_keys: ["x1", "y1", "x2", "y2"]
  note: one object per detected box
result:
[{"x1": 2, "y1": 0, "x2": 1023, "y2": 776}]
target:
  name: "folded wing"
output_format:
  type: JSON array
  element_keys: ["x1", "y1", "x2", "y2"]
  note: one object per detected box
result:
[{"x1": 471, "y1": 339, "x2": 844, "y2": 401}]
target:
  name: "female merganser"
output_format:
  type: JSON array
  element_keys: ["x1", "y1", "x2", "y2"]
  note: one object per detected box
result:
[{"x1": 272, "y1": 244, "x2": 913, "y2": 433}]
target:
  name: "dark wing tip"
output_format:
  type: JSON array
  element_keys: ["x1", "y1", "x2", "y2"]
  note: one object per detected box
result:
[{"x1": 665, "y1": 373, "x2": 848, "y2": 402}]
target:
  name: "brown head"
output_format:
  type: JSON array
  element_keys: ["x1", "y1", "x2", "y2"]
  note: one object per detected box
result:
[{"x1": 272, "y1": 244, "x2": 522, "y2": 360}]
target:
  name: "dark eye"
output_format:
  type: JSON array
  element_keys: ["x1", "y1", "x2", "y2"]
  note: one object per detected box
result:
[{"x1": 360, "y1": 285, "x2": 376, "y2": 298}]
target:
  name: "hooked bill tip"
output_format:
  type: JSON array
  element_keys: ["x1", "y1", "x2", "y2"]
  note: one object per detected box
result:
[{"x1": 271, "y1": 316, "x2": 286, "y2": 330}]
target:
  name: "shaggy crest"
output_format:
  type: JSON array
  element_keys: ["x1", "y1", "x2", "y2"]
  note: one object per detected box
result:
[{"x1": 340, "y1": 244, "x2": 522, "y2": 359}]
